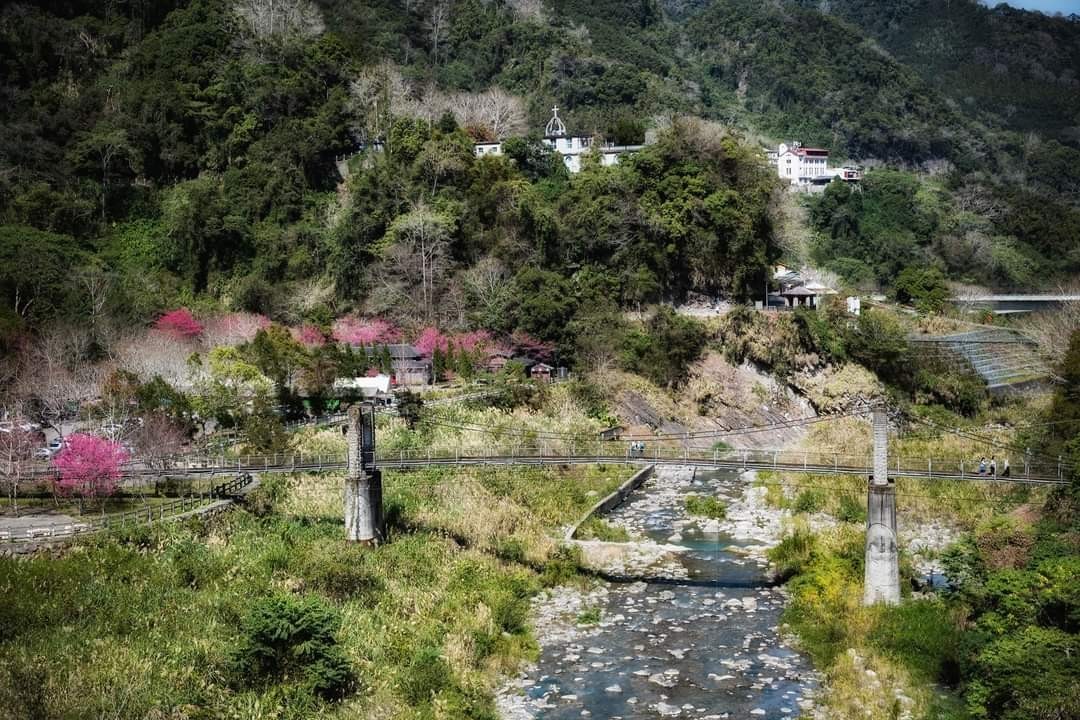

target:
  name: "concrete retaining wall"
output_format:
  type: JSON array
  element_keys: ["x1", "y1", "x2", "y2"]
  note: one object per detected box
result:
[{"x1": 564, "y1": 465, "x2": 654, "y2": 542}]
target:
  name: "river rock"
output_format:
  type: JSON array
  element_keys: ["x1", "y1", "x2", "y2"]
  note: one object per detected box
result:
[{"x1": 654, "y1": 702, "x2": 682, "y2": 717}]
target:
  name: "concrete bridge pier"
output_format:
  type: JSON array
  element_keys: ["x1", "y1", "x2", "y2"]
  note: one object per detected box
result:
[
  {"x1": 344, "y1": 404, "x2": 384, "y2": 545},
  {"x1": 864, "y1": 407, "x2": 900, "y2": 605}
]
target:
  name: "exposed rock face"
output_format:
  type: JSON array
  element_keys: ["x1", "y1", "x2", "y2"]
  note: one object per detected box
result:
[{"x1": 615, "y1": 352, "x2": 817, "y2": 451}]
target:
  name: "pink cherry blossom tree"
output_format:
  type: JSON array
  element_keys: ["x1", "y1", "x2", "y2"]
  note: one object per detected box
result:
[
  {"x1": 52, "y1": 434, "x2": 128, "y2": 506},
  {"x1": 331, "y1": 317, "x2": 400, "y2": 345},
  {"x1": 292, "y1": 325, "x2": 327, "y2": 347},
  {"x1": 414, "y1": 326, "x2": 449, "y2": 357},
  {"x1": 451, "y1": 330, "x2": 491, "y2": 354},
  {"x1": 155, "y1": 308, "x2": 204, "y2": 340}
]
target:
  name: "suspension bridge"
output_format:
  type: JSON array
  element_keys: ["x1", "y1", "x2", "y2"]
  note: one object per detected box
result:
[{"x1": 4, "y1": 404, "x2": 1073, "y2": 605}]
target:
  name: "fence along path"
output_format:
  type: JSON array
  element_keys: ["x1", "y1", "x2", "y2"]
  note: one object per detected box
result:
[
  {"x1": 0, "y1": 475, "x2": 256, "y2": 545},
  {"x1": 7, "y1": 445, "x2": 1069, "y2": 486}
]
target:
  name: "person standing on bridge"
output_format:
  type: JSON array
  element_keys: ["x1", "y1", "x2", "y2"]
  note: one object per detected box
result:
[
  {"x1": 1002, "y1": 458, "x2": 1010, "y2": 477},
  {"x1": 989, "y1": 456, "x2": 997, "y2": 477},
  {"x1": 978, "y1": 457, "x2": 987, "y2": 475}
]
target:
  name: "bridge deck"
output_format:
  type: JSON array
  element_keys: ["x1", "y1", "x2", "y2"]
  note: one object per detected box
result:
[{"x1": 6, "y1": 451, "x2": 1067, "y2": 486}]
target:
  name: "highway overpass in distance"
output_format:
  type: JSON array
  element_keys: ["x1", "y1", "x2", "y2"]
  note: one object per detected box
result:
[{"x1": 949, "y1": 294, "x2": 1080, "y2": 315}]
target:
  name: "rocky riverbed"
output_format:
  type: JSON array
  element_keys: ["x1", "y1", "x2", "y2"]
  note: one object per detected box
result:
[{"x1": 498, "y1": 466, "x2": 820, "y2": 719}]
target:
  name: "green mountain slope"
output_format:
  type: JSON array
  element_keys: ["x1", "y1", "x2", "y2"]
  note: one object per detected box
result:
[{"x1": 789, "y1": 0, "x2": 1080, "y2": 147}]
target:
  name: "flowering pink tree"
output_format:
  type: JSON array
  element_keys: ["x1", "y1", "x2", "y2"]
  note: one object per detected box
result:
[
  {"x1": 451, "y1": 330, "x2": 492, "y2": 354},
  {"x1": 52, "y1": 434, "x2": 128, "y2": 503},
  {"x1": 202, "y1": 312, "x2": 270, "y2": 347},
  {"x1": 292, "y1": 325, "x2": 327, "y2": 347},
  {"x1": 414, "y1": 326, "x2": 449, "y2": 357},
  {"x1": 331, "y1": 317, "x2": 400, "y2": 345},
  {"x1": 155, "y1": 308, "x2": 203, "y2": 340}
]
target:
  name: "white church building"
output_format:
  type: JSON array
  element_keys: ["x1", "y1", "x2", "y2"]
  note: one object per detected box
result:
[
  {"x1": 474, "y1": 106, "x2": 645, "y2": 174},
  {"x1": 767, "y1": 142, "x2": 861, "y2": 185}
]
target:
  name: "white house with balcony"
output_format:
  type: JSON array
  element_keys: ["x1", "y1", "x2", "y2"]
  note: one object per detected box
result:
[
  {"x1": 473, "y1": 106, "x2": 645, "y2": 174},
  {"x1": 769, "y1": 142, "x2": 861, "y2": 185}
]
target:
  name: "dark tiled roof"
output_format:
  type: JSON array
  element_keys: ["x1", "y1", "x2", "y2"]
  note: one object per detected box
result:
[{"x1": 358, "y1": 343, "x2": 422, "y2": 359}]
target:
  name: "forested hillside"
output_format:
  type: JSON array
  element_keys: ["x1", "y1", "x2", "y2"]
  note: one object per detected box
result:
[
  {"x1": 2, "y1": 0, "x2": 1079, "y2": 354},
  {"x1": 792, "y1": 0, "x2": 1080, "y2": 147}
]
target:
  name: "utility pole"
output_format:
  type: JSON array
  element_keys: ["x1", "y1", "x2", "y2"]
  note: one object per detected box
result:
[
  {"x1": 864, "y1": 405, "x2": 900, "y2": 605},
  {"x1": 344, "y1": 404, "x2": 384, "y2": 545}
]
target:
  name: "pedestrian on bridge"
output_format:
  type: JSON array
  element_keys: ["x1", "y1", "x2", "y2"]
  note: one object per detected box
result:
[
  {"x1": 978, "y1": 457, "x2": 987, "y2": 476},
  {"x1": 1001, "y1": 458, "x2": 1010, "y2": 477},
  {"x1": 989, "y1": 456, "x2": 997, "y2": 477}
]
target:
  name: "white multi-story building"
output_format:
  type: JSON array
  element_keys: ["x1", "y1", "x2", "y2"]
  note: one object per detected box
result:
[
  {"x1": 473, "y1": 106, "x2": 644, "y2": 174},
  {"x1": 769, "y1": 142, "x2": 861, "y2": 185}
]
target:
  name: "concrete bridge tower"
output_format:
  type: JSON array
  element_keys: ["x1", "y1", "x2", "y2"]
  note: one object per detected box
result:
[
  {"x1": 344, "y1": 404, "x2": 384, "y2": 545},
  {"x1": 864, "y1": 406, "x2": 900, "y2": 605}
]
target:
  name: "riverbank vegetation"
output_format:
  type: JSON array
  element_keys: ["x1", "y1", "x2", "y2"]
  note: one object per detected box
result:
[
  {"x1": 768, "y1": 330, "x2": 1080, "y2": 720},
  {"x1": 0, "y1": 464, "x2": 629, "y2": 718},
  {"x1": 771, "y1": 482, "x2": 1079, "y2": 720}
]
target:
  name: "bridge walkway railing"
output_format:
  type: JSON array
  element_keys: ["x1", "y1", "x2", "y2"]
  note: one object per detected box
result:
[{"x1": 4, "y1": 443, "x2": 1066, "y2": 486}]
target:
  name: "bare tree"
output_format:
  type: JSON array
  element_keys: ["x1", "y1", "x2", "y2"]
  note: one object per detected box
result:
[
  {"x1": 234, "y1": 0, "x2": 325, "y2": 55},
  {"x1": 1027, "y1": 297, "x2": 1080, "y2": 369},
  {"x1": 130, "y1": 413, "x2": 188, "y2": 470},
  {"x1": 427, "y1": 1, "x2": 450, "y2": 66},
  {"x1": 19, "y1": 324, "x2": 102, "y2": 435},
  {"x1": 0, "y1": 407, "x2": 40, "y2": 516},
  {"x1": 505, "y1": 0, "x2": 545, "y2": 21},
  {"x1": 375, "y1": 204, "x2": 453, "y2": 323},
  {"x1": 76, "y1": 266, "x2": 114, "y2": 337},
  {"x1": 479, "y1": 88, "x2": 527, "y2": 138},
  {"x1": 350, "y1": 64, "x2": 528, "y2": 140},
  {"x1": 462, "y1": 257, "x2": 513, "y2": 323},
  {"x1": 117, "y1": 329, "x2": 200, "y2": 391}
]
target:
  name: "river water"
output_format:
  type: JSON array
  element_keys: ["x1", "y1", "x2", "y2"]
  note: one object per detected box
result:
[{"x1": 499, "y1": 466, "x2": 819, "y2": 720}]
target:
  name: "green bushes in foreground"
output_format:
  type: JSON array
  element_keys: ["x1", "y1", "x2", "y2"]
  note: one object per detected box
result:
[
  {"x1": 773, "y1": 481, "x2": 1080, "y2": 720},
  {"x1": 229, "y1": 595, "x2": 355, "y2": 699}
]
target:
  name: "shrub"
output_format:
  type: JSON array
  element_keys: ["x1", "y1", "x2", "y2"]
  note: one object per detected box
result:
[
  {"x1": 965, "y1": 625, "x2": 1080, "y2": 720},
  {"x1": 168, "y1": 538, "x2": 224, "y2": 589},
  {"x1": 243, "y1": 474, "x2": 289, "y2": 518},
  {"x1": 298, "y1": 544, "x2": 384, "y2": 601},
  {"x1": 229, "y1": 594, "x2": 355, "y2": 700},
  {"x1": 769, "y1": 526, "x2": 818, "y2": 581},
  {"x1": 576, "y1": 607, "x2": 601, "y2": 625},
  {"x1": 837, "y1": 494, "x2": 866, "y2": 523},
  {"x1": 619, "y1": 306, "x2": 706, "y2": 387},
  {"x1": 539, "y1": 544, "x2": 583, "y2": 587},
  {"x1": 974, "y1": 517, "x2": 1034, "y2": 571},
  {"x1": 577, "y1": 517, "x2": 631, "y2": 541},
  {"x1": 400, "y1": 645, "x2": 452, "y2": 704},
  {"x1": 684, "y1": 494, "x2": 727, "y2": 519},
  {"x1": 871, "y1": 600, "x2": 963, "y2": 684},
  {"x1": 793, "y1": 488, "x2": 826, "y2": 514},
  {"x1": 494, "y1": 538, "x2": 526, "y2": 563},
  {"x1": 893, "y1": 266, "x2": 949, "y2": 314}
]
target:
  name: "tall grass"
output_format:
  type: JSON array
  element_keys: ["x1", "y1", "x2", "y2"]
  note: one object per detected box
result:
[{"x1": 0, "y1": 464, "x2": 630, "y2": 719}]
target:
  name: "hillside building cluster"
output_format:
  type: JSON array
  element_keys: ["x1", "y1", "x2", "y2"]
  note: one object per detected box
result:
[
  {"x1": 474, "y1": 106, "x2": 646, "y2": 173},
  {"x1": 766, "y1": 142, "x2": 861, "y2": 186},
  {"x1": 333, "y1": 342, "x2": 563, "y2": 402}
]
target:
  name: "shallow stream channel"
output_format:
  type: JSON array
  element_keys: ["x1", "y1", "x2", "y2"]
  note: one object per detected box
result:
[{"x1": 498, "y1": 466, "x2": 820, "y2": 720}]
